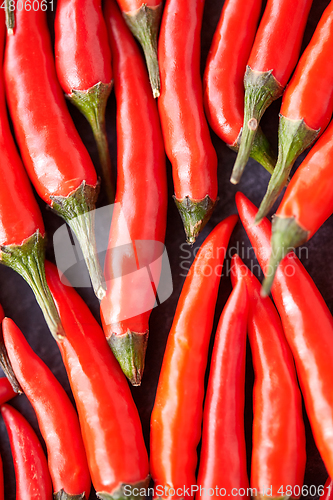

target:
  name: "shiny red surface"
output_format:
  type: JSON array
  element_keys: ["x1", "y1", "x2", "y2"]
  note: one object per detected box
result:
[
  {"x1": 4, "y1": 6, "x2": 97, "y2": 204},
  {"x1": 236, "y1": 192, "x2": 333, "y2": 480},
  {"x1": 0, "y1": 377, "x2": 16, "y2": 406},
  {"x1": 197, "y1": 279, "x2": 249, "y2": 499},
  {"x1": 55, "y1": 0, "x2": 112, "y2": 94},
  {"x1": 1, "y1": 404, "x2": 53, "y2": 500},
  {"x1": 158, "y1": 0, "x2": 218, "y2": 201},
  {"x1": 281, "y1": 1, "x2": 333, "y2": 130},
  {"x1": 117, "y1": 0, "x2": 161, "y2": 11},
  {"x1": 231, "y1": 254, "x2": 306, "y2": 496},
  {"x1": 248, "y1": 0, "x2": 313, "y2": 86},
  {"x1": 45, "y1": 261, "x2": 149, "y2": 495},
  {"x1": 150, "y1": 216, "x2": 237, "y2": 499},
  {"x1": 101, "y1": 0, "x2": 167, "y2": 337},
  {"x1": 204, "y1": 0, "x2": 262, "y2": 146},
  {"x1": 2, "y1": 318, "x2": 91, "y2": 497}
]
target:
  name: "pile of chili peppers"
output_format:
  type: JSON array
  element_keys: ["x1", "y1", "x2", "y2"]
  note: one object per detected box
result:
[{"x1": 1, "y1": 0, "x2": 333, "y2": 498}]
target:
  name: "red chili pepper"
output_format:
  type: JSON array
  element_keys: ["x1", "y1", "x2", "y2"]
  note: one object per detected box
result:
[
  {"x1": 230, "y1": 254, "x2": 306, "y2": 497},
  {"x1": 1, "y1": 317, "x2": 91, "y2": 500},
  {"x1": 101, "y1": 0, "x2": 167, "y2": 385},
  {"x1": 1, "y1": 403, "x2": 53, "y2": 500},
  {"x1": 256, "y1": 0, "x2": 333, "y2": 223},
  {"x1": 55, "y1": 0, "x2": 115, "y2": 203},
  {"x1": 236, "y1": 191, "x2": 333, "y2": 481},
  {"x1": 0, "y1": 377, "x2": 16, "y2": 405},
  {"x1": 204, "y1": 0, "x2": 276, "y2": 175},
  {"x1": 158, "y1": 0, "x2": 218, "y2": 243},
  {"x1": 44, "y1": 261, "x2": 149, "y2": 500},
  {"x1": 231, "y1": 0, "x2": 313, "y2": 183},
  {"x1": 197, "y1": 278, "x2": 249, "y2": 499},
  {"x1": 150, "y1": 215, "x2": 237, "y2": 499},
  {"x1": 4, "y1": 4, "x2": 105, "y2": 300},
  {"x1": 115, "y1": 0, "x2": 162, "y2": 98},
  {"x1": 322, "y1": 478, "x2": 333, "y2": 500}
]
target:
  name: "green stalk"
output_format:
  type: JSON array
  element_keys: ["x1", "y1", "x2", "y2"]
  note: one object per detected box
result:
[
  {"x1": 0, "y1": 332, "x2": 22, "y2": 393},
  {"x1": 97, "y1": 476, "x2": 151, "y2": 500},
  {"x1": 5, "y1": 0, "x2": 15, "y2": 34},
  {"x1": 174, "y1": 195, "x2": 217, "y2": 244},
  {"x1": 54, "y1": 490, "x2": 86, "y2": 500}
]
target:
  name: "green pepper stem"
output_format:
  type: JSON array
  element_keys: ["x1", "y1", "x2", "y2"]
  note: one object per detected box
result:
[{"x1": 174, "y1": 195, "x2": 217, "y2": 244}]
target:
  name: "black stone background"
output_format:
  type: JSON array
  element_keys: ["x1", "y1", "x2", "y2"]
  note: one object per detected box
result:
[{"x1": 0, "y1": 0, "x2": 332, "y2": 498}]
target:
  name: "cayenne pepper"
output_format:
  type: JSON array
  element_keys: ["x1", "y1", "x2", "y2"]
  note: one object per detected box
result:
[
  {"x1": 150, "y1": 215, "x2": 238, "y2": 498},
  {"x1": 158, "y1": 0, "x2": 218, "y2": 243},
  {"x1": 231, "y1": 0, "x2": 313, "y2": 183},
  {"x1": 4, "y1": 2, "x2": 105, "y2": 300},
  {"x1": 101, "y1": 0, "x2": 167, "y2": 384},
  {"x1": 55, "y1": 0, "x2": 115, "y2": 203},
  {"x1": 1, "y1": 404, "x2": 53, "y2": 500},
  {"x1": 256, "y1": 0, "x2": 333, "y2": 223},
  {"x1": 0, "y1": 377, "x2": 16, "y2": 405},
  {"x1": 236, "y1": 191, "x2": 333, "y2": 481},
  {"x1": 204, "y1": 0, "x2": 276, "y2": 176}
]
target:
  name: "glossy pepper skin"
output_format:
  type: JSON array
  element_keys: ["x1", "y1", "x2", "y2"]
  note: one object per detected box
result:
[
  {"x1": 231, "y1": 254, "x2": 306, "y2": 498},
  {"x1": 236, "y1": 191, "x2": 333, "y2": 481},
  {"x1": 0, "y1": 377, "x2": 16, "y2": 405},
  {"x1": 55, "y1": 0, "x2": 115, "y2": 203},
  {"x1": 4, "y1": 3, "x2": 105, "y2": 300},
  {"x1": 1, "y1": 404, "x2": 53, "y2": 500},
  {"x1": 44, "y1": 261, "x2": 149, "y2": 500},
  {"x1": 256, "y1": 0, "x2": 333, "y2": 223},
  {"x1": 1, "y1": 317, "x2": 91, "y2": 500},
  {"x1": 158, "y1": 0, "x2": 218, "y2": 243},
  {"x1": 150, "y1": 215, "x2": 238, "y2": 499},
  {"x1": 116, "y1": 0, "x2": 162, "y2": 98},
  {"x1": 204, "y1": 0, "x2": 276, "y2": 175},
  {"x1": 101, "y1": 0, "x2": 167, "y2": 385},
  {"x1": 231, "y1": 0, "x2": 313, "y2": 183},
  {"x1": 197, "y1": 279, "x2": 249, "y2": 500}
]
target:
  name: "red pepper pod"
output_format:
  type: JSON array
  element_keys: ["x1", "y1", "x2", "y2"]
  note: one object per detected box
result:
[
  {"x1": 231, "y1": 0, "x2": 313, "y2": 183},
  {"x1": 236, "y1": 191, "x2": 333, "y2": 481},
  {"x1": 158, "y1": 0, "x2": 218, "y2": 243},
  {"x1": 1, "y1": 403, "x2": 53, "y2": 500},
  {"x1": 4, "y1": 3, "x2": 105, "y2": 300},
  {"x1": 204, "y1": 0, "x2": 275, "y2": 175},
  {"x1": 0, "y1": 377, "x2": 16, "y2": 405},
  {"x1": 197, "y1": 278, "x2": 249, "y2": 499},
  {"x1": 230, "y1": 254, "x2": 306, "y2": 498},
  {"x1": 150, "y1": 215, "x2": 238, "y2": 499},
  {"x1": 1, "y1": 317, "x2": 91, "y2": 500},
  {"x1": 101, "y1": 0, "x2": 167, "y2": 385},
  {"x1": 44, "y1": 261, "x2": 150, "y2": 500},
  {"x1": 55, "y1": 0, "x2": 115, "y2": 203}
]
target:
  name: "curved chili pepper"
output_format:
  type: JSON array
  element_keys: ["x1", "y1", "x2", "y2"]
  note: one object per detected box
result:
[
  {"x1": 44, "y1": 261, "x2": 149, "y2": 500},
  {"x1": 256, "y1": 0, "x2": 333, "y2": 223},
  {"x1": 197, "y1": 278, "x2": 249, "y2": 499},
  {"x1": 101, "y1": 0, "x2": 167, "y2": 385},
  {"x1": 236, "y1": 191, "x2": 333, "y2": 481},
  {"x1": 158, "y1": 0, "x2": 218, "y2": 243},
  {"x1": 116, "y1": 0, "x2": 162, "y2": 98},
  {"x1": 1, "y1": 317, "x2": 91, "y2": 500},
  {"x1": 231, "y1": 0, "x2": 313, "y2": 183},
  {"x1": 204, "y1": 0, "x2": 276, "y2": 176},
  {"x1": 150, "y1": 215, "x2": 238, "y2": 499},
  {"x1": 1, "y1": 403, "x2": 53, "y2": 500},
  {"x1": 230, "y1": 253, "x2": 306, "y2": 497},
  {"x1": 55, "y1": 0, "x2": 115, "y2": 203},
  {"x1": 0, "y1": 377, "x2": 16, "y2": 405},
  {"x1": 4, "y1": 4, "x2": 105, "y2": 300}
]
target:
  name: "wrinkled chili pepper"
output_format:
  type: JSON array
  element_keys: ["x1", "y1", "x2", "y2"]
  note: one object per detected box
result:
[
  {"x1": 197, "y1": 278, "x2": 249, "y2": 499},
  {"x1": 236, "y1": 191, "x2": 333, "y2": 481},
  {"x1": 0, "y1": 9, "x2": 63, "y2": 340},
  {"x1": 204, "y1": 0, "x2": 276, "y2": 176},
  {"x1": 256, "y1": 0, "x2": 333, "y2": 223},
  {"x1": 150, "y1": 215, "x2": 238, "y2": 498},
  {"x1": 101, "y1": 0, "x2": 167, "y2": 385},
  {"x1": 4, "y1": 3, "x2": 105, "y2": 300},
  {"x1": 1, "y1": 403, "x2": 53, "y2": 500},
  {"x1": 231, "y1": 254, "x2": 306, "y2": 497},
  {"x1": 44, "y1": 261, "x2": 149, "y2": 500},
  {"x1": 158, "y1": 0, "x2": 218, "y2": 243},
  {"x1": 116, "y1": 0, "x2": 162, "y2": 98},
  {"x1": 231, "y1": 0, "x2": 313, "y2": 183},
  {"x1": 55, "y1": 0, "x2": 115, "y2": 203},
  {"x1": 1, "y1": 317, "x2": 91, "y2": 500}
]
